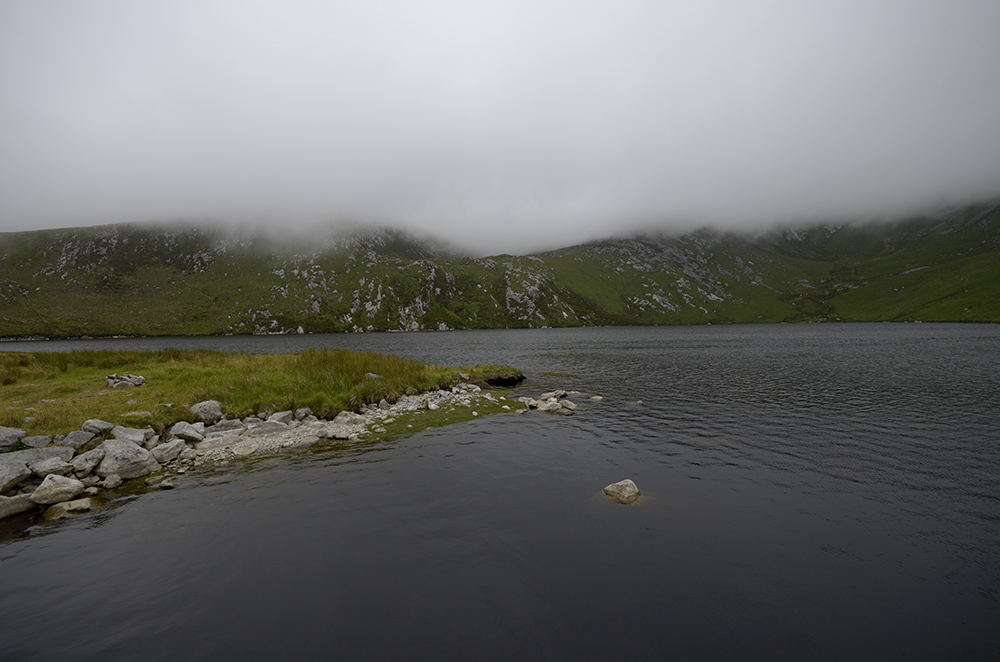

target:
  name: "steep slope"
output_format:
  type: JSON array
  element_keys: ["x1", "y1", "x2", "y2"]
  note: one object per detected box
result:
[{"x1": 1, "y1": 201, "x2": 998, "y2": 338}]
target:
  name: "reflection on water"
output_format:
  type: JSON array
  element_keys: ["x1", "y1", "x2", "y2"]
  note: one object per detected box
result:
[{"x1": 1, "y1": 324, "x2": 998, "y2": 660}]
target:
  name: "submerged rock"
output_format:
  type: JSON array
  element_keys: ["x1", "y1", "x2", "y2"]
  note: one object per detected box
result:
[
  {"x1": 44, "y1": 497, "x2": 95, "y2": 520},
  {"x1": 0, "y1": 494, "x2": 37, "y2": 520},
  {"x1": 603, "y1": 479, "x2": 640, "y2": 505}
]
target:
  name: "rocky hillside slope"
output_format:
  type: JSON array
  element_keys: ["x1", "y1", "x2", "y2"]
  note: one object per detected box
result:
[{"x1": 1, "y1": 202, "x2": 998, "y2": 338}]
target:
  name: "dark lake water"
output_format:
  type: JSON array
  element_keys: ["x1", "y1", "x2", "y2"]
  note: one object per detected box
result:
[{"x1": 1, "y1": 324, "x2": 998, "y2": 660}]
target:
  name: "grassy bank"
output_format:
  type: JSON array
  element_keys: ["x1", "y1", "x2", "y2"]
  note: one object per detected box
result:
[{"x1": 0, "y1": 348, "x2": 523, "y2": 436}]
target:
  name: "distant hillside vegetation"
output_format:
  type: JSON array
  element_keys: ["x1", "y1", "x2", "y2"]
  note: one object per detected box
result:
[{"x1": 1, "y1": 201, "x2": 998, "y2": 338}]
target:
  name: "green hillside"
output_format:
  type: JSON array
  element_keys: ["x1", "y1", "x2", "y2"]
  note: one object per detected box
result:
[{"x1": 1, "y1": 202, "x2": 998, "y2": 338}]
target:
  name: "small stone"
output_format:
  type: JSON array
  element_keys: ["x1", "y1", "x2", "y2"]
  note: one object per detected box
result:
[
  {"x1": 603, "y1": 479, "x2": 641, "y2": 505},
  {"x1": 22, "y1": 435, "x2": 52, "y2": 448},
  {"x1": 590, "y1": 395, "x2": 604, "y2": 402},
  {"x1": 102, "y1": 474, "x2": 123, "y2": 489},
  {"x1": 294, "y1": 407, "x2": 313, "y2": 421}
]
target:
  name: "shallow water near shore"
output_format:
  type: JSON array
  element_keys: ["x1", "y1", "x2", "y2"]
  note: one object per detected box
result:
[{"x1": 1, "y1": 324, "x2": 999, "y2": 660}]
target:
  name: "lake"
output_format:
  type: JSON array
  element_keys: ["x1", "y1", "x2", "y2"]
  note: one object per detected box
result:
[{"x1": 1, "y1": 324, "x2": 998, "y2": 660}]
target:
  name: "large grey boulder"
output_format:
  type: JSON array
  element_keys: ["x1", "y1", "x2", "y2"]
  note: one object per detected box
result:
[
  {"x1": 28, "y1": 457, "x2": 74, "y2": 478},
  {"x1": 22, "y1": 435, "x2": 52, "y2": 448},
  {"x1": 190, "y1": 400, "x2": 223, "y2": 424},
  {"x1": 70, "y1": 448, "x2": 105, "y2": 476},
  {"x1": 0, "y1": 461, "x2": 31, "y2": 493},
  {"x1": 81, "y1": 419, "x2": 115, "y2": 435},
  {"x1": 62, "y1": 430, "x2": 96, "y2": 449},
  {"x1": 94, "y1": 439, "x2": 161, "y2": 479},
  {"x1": 0, "y1": 494, "x2": 37, "y2": 520},
  {"x1": 268, "y1": 410, "x2": 294, "y2": 424},
  {"x1": 152, "y1": 439, "x2": 187, "y2": 464},
  {"x1": 0, "y1": 426, "x2": 26, "y2": 452},
  {"x1": 169, "y1": 421, "x2": 204, "y2": 442},
  {"x1": 31, "y1": 474, "x2": 86, "y2": 505},
  {"x1": 110, "y1": 426, "x2": 154, "y2": 444},
  {"x1": 0, "y1": 446, "x2": 74, "y2": 466},
  {"x1": 603, "y1": 479, "x2": 640, "y2": 505}
]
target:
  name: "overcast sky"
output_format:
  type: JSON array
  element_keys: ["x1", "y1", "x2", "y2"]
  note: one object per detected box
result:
[{"x1": 2, "y1": 0, "x2": 999, "y2": 253}]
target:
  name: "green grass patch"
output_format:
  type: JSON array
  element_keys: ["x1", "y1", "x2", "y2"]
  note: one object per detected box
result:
[{"x1": 0, "y1": 349, "x2": 521, "y2": 436}]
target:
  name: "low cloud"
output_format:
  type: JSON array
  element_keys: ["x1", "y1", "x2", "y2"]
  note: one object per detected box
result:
[{"x1": 2, "y1": 0, "x2": 999, "y2": 254}]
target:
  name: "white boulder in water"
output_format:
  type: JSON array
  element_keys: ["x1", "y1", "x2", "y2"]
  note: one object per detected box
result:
[{"x1": 603, "y1": 479, "x2": 640, "y2": 505}]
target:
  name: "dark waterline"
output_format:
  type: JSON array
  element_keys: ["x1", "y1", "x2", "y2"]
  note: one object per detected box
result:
[{"x1": 1, "y1": 324, "x2": 998, "y2": 661}]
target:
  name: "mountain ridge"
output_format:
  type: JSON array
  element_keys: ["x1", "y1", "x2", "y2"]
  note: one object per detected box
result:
[{"x1": 1, "y1": 201, "x2": 998, "y2": 338}]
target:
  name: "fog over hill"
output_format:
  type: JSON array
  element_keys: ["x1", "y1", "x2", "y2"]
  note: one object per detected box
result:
[{"x1": 1, "y1": 201, "x2": 997, "y2": 338}]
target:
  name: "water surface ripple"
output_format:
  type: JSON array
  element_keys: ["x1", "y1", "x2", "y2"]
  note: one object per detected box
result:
[{"x1": 1, "y1": 324, "x2": 998, "y2": 660}]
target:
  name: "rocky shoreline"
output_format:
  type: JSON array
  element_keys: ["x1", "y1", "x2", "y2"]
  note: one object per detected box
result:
[
  {"x1": 0, "y1": 382, "x2": 632, "y2": 525},
  {"x1": 0, "y1": 381, "x2": 526, "y2": 524}
]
